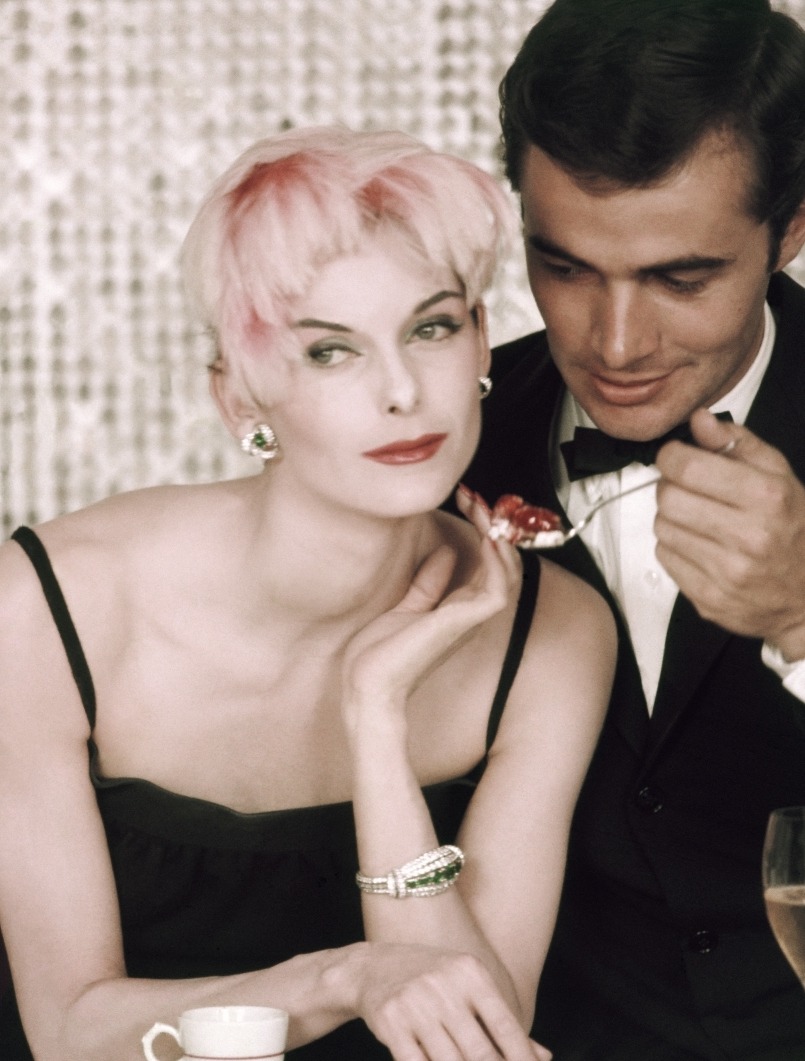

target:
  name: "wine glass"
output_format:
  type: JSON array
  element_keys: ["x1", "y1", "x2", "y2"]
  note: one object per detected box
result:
[{"x1": 763, "y1": 807, "x2": 805, "y2": 985}]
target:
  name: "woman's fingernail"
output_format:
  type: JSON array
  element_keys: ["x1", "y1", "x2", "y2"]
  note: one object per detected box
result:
[
  {"x1": 456, "y1": 484, "x2": 476, "y2": 509},
  {"x1": 473, "y1": 491, "x2": 491, "y2": 515}
]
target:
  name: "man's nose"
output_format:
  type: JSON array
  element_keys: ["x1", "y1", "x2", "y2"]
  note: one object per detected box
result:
[{"x1": 590, "y1": 284, "x2": 658, "y2": 367}]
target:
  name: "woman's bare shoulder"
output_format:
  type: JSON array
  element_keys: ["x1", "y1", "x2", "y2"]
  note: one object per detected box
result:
[
  {"x1": 2, "y1": 479, "x2": 233, "y2": 582},
  {"x1": 534, "y1": 557, "x2": 615, "y2": 641},
  {"x1": 0, "y1": 482, "x2": 228, "y2": 677},
  {"x1": 21, "y1": 481, "x2": 203, "y2": 547},
  {"x1": 500, "y1": 557, "x2": 616, "y2": 730}
]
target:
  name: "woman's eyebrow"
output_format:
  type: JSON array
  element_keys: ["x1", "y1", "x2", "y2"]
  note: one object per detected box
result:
[
  {"x1": 293, "y1": 290, "x2": 464, "y2": 333},
  {"x1": 293, "y1": 317, "x2": 351, "y2": 331},
  {"x1": 414, "y1": 289, "x2": 464, "y2": 312}
]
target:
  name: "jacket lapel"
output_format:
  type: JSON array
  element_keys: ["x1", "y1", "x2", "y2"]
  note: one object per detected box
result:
[
  {"x1": 745, "y1": 274, "x2": 805, "y2": 481},
  {"x1": 646, "y1": 596, "x2": 730, "y2": 755}
]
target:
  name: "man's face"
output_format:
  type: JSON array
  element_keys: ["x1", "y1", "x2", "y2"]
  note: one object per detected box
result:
[{"x1": 520, "y1": 132, "x2": 800, "y2": 440}]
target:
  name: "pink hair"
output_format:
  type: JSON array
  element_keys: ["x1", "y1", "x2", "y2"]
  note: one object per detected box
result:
[{"x1": 181, "y1": 126, "x2": 516, "y2": 393}]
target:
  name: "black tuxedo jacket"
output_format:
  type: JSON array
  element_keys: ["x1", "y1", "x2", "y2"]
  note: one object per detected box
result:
[{"x1": 463, "y1": 272, "x2": 805, "y2": 1059}]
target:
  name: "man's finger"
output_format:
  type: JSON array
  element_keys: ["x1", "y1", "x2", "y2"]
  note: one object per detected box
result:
[{"x1": 688, "y1": 407, "x2": 788, "y2": 474}]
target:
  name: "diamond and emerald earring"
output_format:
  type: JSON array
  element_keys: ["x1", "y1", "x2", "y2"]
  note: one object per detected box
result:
[{"x1": 241, "y1": 423, "x2": 280, "y2": 462}]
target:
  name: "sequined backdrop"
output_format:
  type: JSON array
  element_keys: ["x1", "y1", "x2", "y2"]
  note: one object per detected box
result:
[{"x1": 2, "y1": 0, "x2": 805, "y2": 532}]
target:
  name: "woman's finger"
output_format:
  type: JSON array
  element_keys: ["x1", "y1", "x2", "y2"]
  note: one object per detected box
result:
[
  {"x1": 530, "y1": 1042, "x2": 553, "y2": 1061},
  {"x1": 457, "y1": 487, "x2": 522, "y2": 584},
  {"x1": 407, "y1": 1024, "x2": 464, "y2": 1061},
  {"x1": 456, "y1": 484, "x2": 492, "y2": 534},
  {"x1": 436, "y1": 1015, "x2": 514, "y2": 1060},
  {"x1": 381, "y1": 1030, "x2": 429, "y2": 1061},
  {"x1": 474, "y1": 1003, "x2": 541, "y2": 1061},
  {"x1": 395, "y1": 545, "x2": 458, "y2": 614}
]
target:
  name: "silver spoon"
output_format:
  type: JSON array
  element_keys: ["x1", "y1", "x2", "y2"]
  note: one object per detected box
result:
[
  {"x1": 488, "y1": 474, "x2": 661, "y2": 549},
  {"x1": 532, "y1": 474, "x2": 662, "y2": 548},
  {"x1": 489, "y1": 435, "x2": 739, "y2": 550}
]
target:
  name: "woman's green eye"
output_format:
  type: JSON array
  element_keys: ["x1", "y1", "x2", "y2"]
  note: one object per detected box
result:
[
  {"x1": 306, "y1": 344, "x2": 355, "y2": 366},
  {"x1": 413, "y1": 317, "x2": 462, "y2": 341}
]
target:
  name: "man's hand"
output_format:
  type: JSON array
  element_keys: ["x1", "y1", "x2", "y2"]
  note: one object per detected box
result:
[{"x1": 654, "y1": 407, "x2": 805, "y2": 661}]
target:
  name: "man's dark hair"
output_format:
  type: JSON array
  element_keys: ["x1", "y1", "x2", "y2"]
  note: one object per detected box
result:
[{"x1": 500, "y1": 0, "x2": 805, "y2": 262}]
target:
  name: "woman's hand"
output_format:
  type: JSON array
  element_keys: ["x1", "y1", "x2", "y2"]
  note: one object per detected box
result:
[
  {"x1": 355, "y1": 942, "x2": 552, "y2": 1061},
  {"x1": 341, "y1": 488, "x2": 520, "y2": 725}
]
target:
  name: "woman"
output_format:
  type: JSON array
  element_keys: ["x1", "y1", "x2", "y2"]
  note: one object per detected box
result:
[{"x1": 0, "y1": 127, "x2": 615, "y2": 1060}]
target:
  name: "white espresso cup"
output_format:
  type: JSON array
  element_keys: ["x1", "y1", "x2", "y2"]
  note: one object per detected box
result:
[{"x1": 142, "y1": 1005, "x2": 289, "y2": 1060}]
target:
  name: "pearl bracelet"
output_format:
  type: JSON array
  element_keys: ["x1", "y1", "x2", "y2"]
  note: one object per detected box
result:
[{"x1": 355, "y1": 844, "x2": 465, "y2": 898}]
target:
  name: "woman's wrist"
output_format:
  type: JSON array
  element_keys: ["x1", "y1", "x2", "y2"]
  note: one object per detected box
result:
[
  {"x1": 317, "y1": 942, "x2": 372, "y2": 1021},
  {"x1": 342, "y1": 694, "x2": 409, "y2": 747}
]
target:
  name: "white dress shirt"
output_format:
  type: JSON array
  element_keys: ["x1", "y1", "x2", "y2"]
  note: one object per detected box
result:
[{"x1": 552, "y1": 302, "x2": 805, "y2": 711}]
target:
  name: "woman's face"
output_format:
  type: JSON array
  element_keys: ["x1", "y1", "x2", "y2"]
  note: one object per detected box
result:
[{"x1": 257, "y1": 233, "x2": 490, "y2": 521}]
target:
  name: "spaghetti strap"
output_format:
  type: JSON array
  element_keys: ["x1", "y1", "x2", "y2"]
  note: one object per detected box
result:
[
  {"x1": 485, "y1": 562, "x2": 540, "y2": 751},
  {"x1": 10, "y1": 527, "x2": 97, "y2": 728}
]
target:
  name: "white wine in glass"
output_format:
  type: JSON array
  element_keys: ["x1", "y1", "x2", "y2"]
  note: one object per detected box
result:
[{"x1": 763, "y1": 807, "x2": 805, "y2": 985}]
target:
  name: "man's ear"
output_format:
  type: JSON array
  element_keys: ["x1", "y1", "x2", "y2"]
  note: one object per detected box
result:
[
  {"x1": 208, "y1": 360, "x2": 264, "y2": 444},
  {"x1": 774, "y1": 200, "x2": 805, "y2": 272},
  {"x1": 472, "y1": 300, "x2": 492, "y2": 376}
]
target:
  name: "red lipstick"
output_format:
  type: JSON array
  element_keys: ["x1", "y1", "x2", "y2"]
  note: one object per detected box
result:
[{"x1": 363, "y1": 434, "x2": 447, "y2": 465}]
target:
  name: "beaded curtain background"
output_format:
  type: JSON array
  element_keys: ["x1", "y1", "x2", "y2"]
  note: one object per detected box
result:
[{"x1": 2, "y1": 1, "x2": 805, "y2": 533}]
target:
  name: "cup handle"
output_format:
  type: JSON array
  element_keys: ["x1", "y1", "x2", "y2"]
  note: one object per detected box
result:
[{"x1": 141, "y1": 1022, "x2": 181, "y2": 1060}]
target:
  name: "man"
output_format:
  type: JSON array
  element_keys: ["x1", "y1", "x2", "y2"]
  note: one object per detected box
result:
[{"x1": 463, "y1": 0, "x2": 805, "y2": 1057}]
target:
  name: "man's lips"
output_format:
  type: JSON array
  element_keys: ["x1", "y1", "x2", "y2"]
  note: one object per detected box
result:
[
  {"x1": 590, "y1": 372, "x2": 673, "y2": 406},
  {"x1": 362, "y1": 433, "x2": 447, "y2": 464}
]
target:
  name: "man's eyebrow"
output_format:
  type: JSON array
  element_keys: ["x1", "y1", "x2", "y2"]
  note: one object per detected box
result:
[
  {"x1": 292, "y1": 290, "x2": 463, "y2": 333},
  {"x1": 640, "y1": 255, "x2": 734, "y2": 275},
  {"x1": 528, "y1": 234, "x2": 590, "y2": 270},
  {"x1": 528, "y1": 234, "x2": 734, "y2": 275}
]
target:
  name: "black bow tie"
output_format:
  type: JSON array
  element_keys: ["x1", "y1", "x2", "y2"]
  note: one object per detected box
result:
[{"x1": 561, "y1": 412, "x2": 733, "y2": 482}]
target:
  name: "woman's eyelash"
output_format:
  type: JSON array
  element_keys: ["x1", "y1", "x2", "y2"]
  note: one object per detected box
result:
[
  {"x1": 306, "y1": 343, "x2": 356, "y2": 366},
  {"x1": 303, "y1": 313, "x2": 464, "y2": 365},
  {"x1": 413, "y1": 315, "x2": 463, "y2": 339}
]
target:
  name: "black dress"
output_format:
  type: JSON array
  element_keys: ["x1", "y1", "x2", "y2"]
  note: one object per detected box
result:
[{"x1": 0, "y1": 526, "x2": 540, "y2": 1058}]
